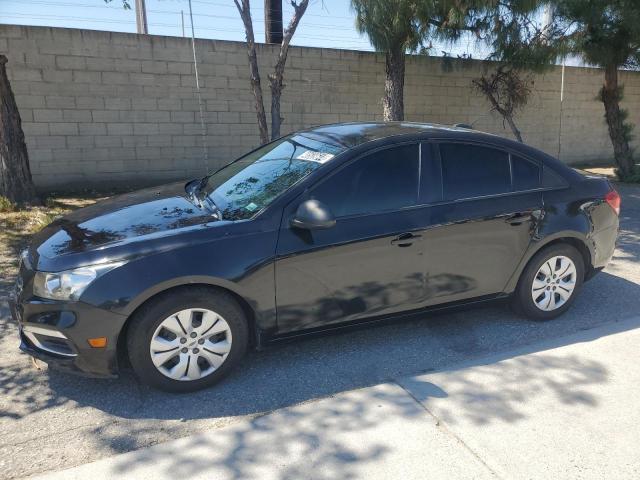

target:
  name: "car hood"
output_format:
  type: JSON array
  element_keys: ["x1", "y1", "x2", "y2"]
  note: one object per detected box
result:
[{"x1": 31, "y1": 182, "x2": 224, "y2": 271}]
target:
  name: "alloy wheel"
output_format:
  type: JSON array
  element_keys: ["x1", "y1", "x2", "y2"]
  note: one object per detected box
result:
[
  {"x1": 149, "y1": 308, "x2": 232, "y2": 381},
  {"x1": 531, "y1": 255, "x2": 577, "y2": 311}
]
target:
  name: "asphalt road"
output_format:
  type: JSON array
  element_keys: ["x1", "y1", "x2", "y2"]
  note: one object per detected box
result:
[{"x1": 1, "y1": 184, "x2": 639, "y2": 480}]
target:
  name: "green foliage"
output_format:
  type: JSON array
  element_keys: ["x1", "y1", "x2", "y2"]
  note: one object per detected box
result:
[
  {"x1": 464, "y1": 1, "x2": 559, "y2": 72},
  {"x1": 350, "y1": 0, "x2": 474, "y2": 55},
  {"x1": 0, "y1": 196, "x2": 15, "y2": 213},
  {"x1": 553, "y1": 0, "x2": 640, "y2": 69},
  {"x1": 616, "y1": 166, "x2": 640, "y2": 183},
  {"x1": 105, "y1": 0, "x2": 131, "y2": 10}
]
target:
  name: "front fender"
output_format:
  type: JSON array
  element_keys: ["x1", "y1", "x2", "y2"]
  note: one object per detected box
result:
[{"x1": 80, "y1": 230, "x2": 278, "y2": 333}]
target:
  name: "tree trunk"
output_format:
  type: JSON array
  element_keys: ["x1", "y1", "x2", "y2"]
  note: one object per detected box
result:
[
  {"x1": 0, "y1": 55, "x2": 38, "y2": 205},
  {"x1": 383, "y1": 46, "x2": 405, "y2": 121},
  {"x1": 602, "y1": 63, "x2": 634, "y2": 178},
  {"x1": 235, "y1": 0, "x2": 270, "y2": 145},
  {"x1": 269, "y1": 0, "x2": 308, "y2": 140},
  {"x1": 504, "y1": 113, "x2": 523, "y2": 143}
]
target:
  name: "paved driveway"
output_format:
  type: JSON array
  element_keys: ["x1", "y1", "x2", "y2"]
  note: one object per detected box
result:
[{"x1": 1, "y1": 184, "x2": 638, "y2": 480}]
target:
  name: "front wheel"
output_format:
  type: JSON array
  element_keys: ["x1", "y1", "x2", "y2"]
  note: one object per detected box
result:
[
  {"x1": 512, "y1": 244, "x2": 585, "y2": 321},
  {"x1": 127, "y1": 287, "x2": 248, "y2": 393}
]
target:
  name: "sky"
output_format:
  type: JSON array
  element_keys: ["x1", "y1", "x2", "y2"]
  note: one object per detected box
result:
[{"x1": 0, "y1": 0, "x2": 490, "y2": 57}]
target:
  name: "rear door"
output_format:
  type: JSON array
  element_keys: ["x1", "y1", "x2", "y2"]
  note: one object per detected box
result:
[
  {"x1": 274, "y1": 143, "x2": 426, "y2": 333},
  {"x1": 421, "y1": 142, "x2": 543, "y2": 305}
]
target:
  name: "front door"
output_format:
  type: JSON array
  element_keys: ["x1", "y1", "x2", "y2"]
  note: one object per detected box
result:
[{"x1": 274, "y1": 143, "x2": 425, "y2": 333}]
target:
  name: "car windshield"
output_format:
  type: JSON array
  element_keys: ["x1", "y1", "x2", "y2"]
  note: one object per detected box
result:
[{"x1": 204, "y1": 134, "x2": 344, "y2": 221}]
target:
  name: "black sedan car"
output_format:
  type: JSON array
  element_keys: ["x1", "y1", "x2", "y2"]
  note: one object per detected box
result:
[{"x1": 9, "y1": 122, "x2": 620, "y2": 392}]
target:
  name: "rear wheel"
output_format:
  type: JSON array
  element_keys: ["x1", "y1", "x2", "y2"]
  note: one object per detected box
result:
[
  {"x1": 127, "y1": 287, "x2": 248, "y2": 393},
  {"x1": 512, "y1": 244, "x2": 585, "y2": 321}
]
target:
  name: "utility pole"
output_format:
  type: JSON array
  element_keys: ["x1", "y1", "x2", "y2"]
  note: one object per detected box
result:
[
  {"x1": 264, "y1": 0, "x2": 283, "y2": 44},
  {"x1": 135, "y1": 0, "x2": 148, "y2": 34}
]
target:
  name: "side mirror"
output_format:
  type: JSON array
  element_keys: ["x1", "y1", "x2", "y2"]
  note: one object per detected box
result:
[{"x1": 290, "y1": 199, "x2": 336, "y2": 230}]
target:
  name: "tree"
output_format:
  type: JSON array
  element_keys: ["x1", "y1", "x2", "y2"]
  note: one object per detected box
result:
[
  {"x1": 350, "y1": 0, "x2": 420, "y2": 121},
  {"x1": 472, "y1": 66, "x2": 533, "y2": 142},
  {"x1": 351, "y1": 0, "x2": 487, "y2": 122},
  {"x1": 551, "y1": 0, "x2": 640, "y2": 179},
  {"x1": 0, "y1": 55, "x2": 38, "y2": 205},
  {"x1": 467, "y1": 1, "x2": 556, "y2": 143},
  {"x1": 235, "y1": 0, "x2": 309, "y2": 143}
]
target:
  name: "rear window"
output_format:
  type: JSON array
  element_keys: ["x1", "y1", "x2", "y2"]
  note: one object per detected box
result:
[
  {"x1": 439, "y1": 143, "x2": 511, "y2": 200},
  {"x1": 512, "y1": 155, "x2": 541, "y2": 191}
]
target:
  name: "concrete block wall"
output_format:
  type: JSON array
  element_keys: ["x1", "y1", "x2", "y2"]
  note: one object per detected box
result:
[{"x1": 2, "y1": 24, "x2": 639, "y2": 189}]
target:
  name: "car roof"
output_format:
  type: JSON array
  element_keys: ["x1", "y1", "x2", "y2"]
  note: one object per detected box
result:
[
  {"x1": 297, "y1": 122, "x2": 502, "y2": 149},
  {"x1": 296, "y1": 122, "x2": 577, "y2": 180}
]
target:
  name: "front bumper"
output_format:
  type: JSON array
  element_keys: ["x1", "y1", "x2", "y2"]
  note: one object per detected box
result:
[{"x1": 9, "y1": 282, "x2": 127, "y2": 379}]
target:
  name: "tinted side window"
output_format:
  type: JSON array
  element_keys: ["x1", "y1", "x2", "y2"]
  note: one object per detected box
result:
[
  {"x1": 311, "y1": 144, "x2": 419, "y2": 217},
  {"x1": 440, "y1": 144, "x2": 510, "y2": 200},
  {"x1": 512, "y1": 155, "x2": 541, "y2": 191},
  {"x1": 542, "y1": 166, "x2": 568, "y2": 188}
]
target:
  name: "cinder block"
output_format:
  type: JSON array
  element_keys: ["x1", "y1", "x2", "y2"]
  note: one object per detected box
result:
[
  {"x1": 133, "y1": 123, "x2": 159, "y2": 135},
  {"x1": 132, "y1": 98, "x2": 158, "y2": 110},
  {"x1": 129, "y1": 73, "x2": 155, "y2": 85},
  {"x1": 49, "y1": 123, "x2": 78, "y2": 135},
  {"x1": 95, "y1": 136, "x2": 122, "y2": 147},
  {"x1": 45, "y1": 96, "x2": 76, "y2": 109},
  {"x1": 10, "y1": 69, "x2": 42, "y2": 82},
  {"x1": 141, "y1": 60, "x2": 168, "y2": 74},
  {"x1": 33, "y1": 109, "x2": 63, "y2": 122},
  {"x1": 72, "y1": 70, "x2": 101, "y2": 83},
  {"x1": 102, "y1": 72, "x2": 129, "y2": 85},
  {"x1": 55, "y1": 56, "x2": 86, "y2": 70},
  {"x1": 106, "y1": 123, "x2": 133, "y2": 135},
  {"x1": 171, "y1": 111, "x2": 195, "y2": 123},
  {"x1": 105, "y1": 98, "x2": 132, "y2": 110},
  {"x1": 35, "y1": 136, "x2": 66, "y2": 149},
  {"x1": 145, "y1": 110, "x2": 170, "y2": 123},
  {"x1": 67, "y1": 136, "x2": 96, "y2": 148},
  {"x1": 79, "y1": 123, "x2": 107, "y2": 135},
  {"x1": 63, "y1": 110, "x2": 92, "y2": 122},
  {"x1": 22, "y1": 122, "x2": 50, "y2": 136},
  {"x1": 15, "y1": 95, "x2": 46, "y2": 109}
]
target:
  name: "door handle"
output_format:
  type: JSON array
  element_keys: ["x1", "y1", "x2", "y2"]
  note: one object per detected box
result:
[{"x1": 391, "y1": 232, "x2": 421, "y2": 247}]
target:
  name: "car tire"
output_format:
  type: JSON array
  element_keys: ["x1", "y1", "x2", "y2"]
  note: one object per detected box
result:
[
  {"x1": 512, "y1": 243, "x2": 585, "y2": 321},
  {"x1": 126, "y1": 286, "x2": 249, "y2": 393}
]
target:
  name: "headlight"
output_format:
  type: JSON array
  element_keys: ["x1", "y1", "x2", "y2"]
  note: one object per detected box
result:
[{"x1": 33, "y1": 262, "x2": 124, "y2": 301}]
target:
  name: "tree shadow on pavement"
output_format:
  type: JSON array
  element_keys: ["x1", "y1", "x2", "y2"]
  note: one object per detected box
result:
[{"x1": 104, "y1": 385, "x2": 417, "y2": 480}]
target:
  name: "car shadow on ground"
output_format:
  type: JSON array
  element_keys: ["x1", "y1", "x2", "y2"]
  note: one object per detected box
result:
[{"x1": 0, "y1": 270, "x2": 633, "y2": 423}]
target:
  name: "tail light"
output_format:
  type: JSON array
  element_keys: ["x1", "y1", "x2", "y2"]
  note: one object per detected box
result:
[{"x1": 605, "y1": 189, "x2": 621, "y2": 215}]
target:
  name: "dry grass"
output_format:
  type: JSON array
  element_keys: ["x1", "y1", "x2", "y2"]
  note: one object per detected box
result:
[
  {"x1": 581, "y1": 167, "x2": 617, "y2": 178},
  {"x1": 0, "y1": 194, "x2": 107, "y2": 286}
]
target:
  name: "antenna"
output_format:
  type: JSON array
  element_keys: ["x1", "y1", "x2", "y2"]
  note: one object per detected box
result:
[{"x1": 188, "y1": 0, "x2": 209, "y2": 173}]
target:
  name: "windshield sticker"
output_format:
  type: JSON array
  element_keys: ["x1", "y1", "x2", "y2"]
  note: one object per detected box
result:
[
  {"x1": 297, "y1": 151, "x2": 335, "y2": 164},
  {"x1": 245, "y1": 202, "x2": 258, "y2": 212}
]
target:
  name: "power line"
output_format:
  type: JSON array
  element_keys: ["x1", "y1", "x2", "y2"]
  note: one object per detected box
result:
[
  {"x1": 0, "y1": 12, "x2": 371, "y2": 43},
  {"x1": 5, "y1": 0, "x2": 357, "y2": 22}
]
